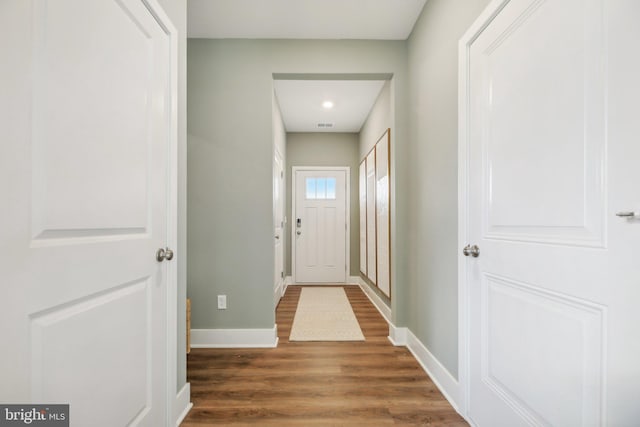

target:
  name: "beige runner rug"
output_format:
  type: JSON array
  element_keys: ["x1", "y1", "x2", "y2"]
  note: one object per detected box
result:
[{"x1": 289, "y1": 287, "x2": 365, "y2": 341}]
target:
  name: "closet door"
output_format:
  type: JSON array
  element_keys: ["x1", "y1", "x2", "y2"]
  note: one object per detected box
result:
[
  {"x1": 376, "y1": 130, "x2": 391, "y2": 297},
  {"x1": 365, "y1": 149, "x2": 377, "y2": 284},
  {"x1": 359, "y1": 160, "x2": 367, "y2": 275}
]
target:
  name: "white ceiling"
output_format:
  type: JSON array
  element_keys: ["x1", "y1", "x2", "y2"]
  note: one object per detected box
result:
[
  {"x1": 187, "y1": 0, "x2": 427, "y2": 40},
  {"x1": 274, "y1": 80, "x2": 386, "y2": 133},
  {"x1": 188, "y1": 0, "x2": 423, "y2": 133}
]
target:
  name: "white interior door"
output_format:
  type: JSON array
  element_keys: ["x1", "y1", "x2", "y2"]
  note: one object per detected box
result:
[
  {"x1": 0, "y1": 1, "x2": 174, "y2": 425},
  {"x1": 274, "y1": 149, "x2": 285, "y2": 302},
  {"x1": 294, "y1": 168, "x2": 347, "y2": 283},
  {"x1": 462, "y1": 0, "x2": 640, "y2": 425}
]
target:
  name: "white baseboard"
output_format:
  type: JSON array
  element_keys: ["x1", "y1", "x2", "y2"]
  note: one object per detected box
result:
[
  {"x1": 404, "y1": 329, "x2": 461, "y2": 413},
  {"x1": 191, "y1": 326, "x2": 279, "y2": 348},
  {"x1": 388, "y1": 324, "x2": 407, "y2": 346},
  {"x1": 357, "y1": 277, "x2": 392, "y2": 324},
  {"x1": 275, "y1": 280, "x2": 284, "y2": 303},
  {"x1": 174, "y1": 382, "x2": 193, "y2": 426},
  {"x1": 284, "y1": 276, "x2": 293, "y2": 294}
]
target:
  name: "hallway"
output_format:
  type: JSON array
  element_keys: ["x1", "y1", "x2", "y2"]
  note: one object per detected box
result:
[{"x1": 182, "y1": 286, "x2": 466, "y2": 425}]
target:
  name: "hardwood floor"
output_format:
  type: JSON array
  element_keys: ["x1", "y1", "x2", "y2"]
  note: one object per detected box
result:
[{"x1": 181, "y1": 285, "x2": 467, "y2": 426}]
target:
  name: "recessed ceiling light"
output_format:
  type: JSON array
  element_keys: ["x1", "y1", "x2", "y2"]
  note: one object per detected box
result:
[{"x1": 322, "y1": 100, "x2": 334, "y2": 109}]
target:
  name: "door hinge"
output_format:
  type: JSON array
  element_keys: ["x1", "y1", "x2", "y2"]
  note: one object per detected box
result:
[
  {"x1": 281, "y1": 271, "x2": 284, "y2": 279},
  {"x1": 281, "y1": 171, "x2": 284, "y2": 178}
]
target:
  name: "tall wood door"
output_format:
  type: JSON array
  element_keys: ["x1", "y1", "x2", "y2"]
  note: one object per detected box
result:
[
  {"x1": 462, "y1": 0, "x2": 640, "y2": 425},
  {"x1": 0, "y1": 1, "x2": 174, "y2": 425},
  {"x1": 274, "y1": 149, "x2": 285, "y2": 303},
  {"x1": 294, "y1": 169, "x2": 347, "y2": 283}
]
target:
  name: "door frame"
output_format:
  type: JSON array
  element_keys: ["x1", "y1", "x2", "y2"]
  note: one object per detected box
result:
[
  {"x1": 273, "y1": 146, "x2": 285, "y2": 304},
  {"x1": 143, "y1": 0, "x2": 180, "y2": 422},
  {"x1": 291, "y1": 166, "x2": 350, "y2": 284},
  {"x1": 457, "y1": 0, "x2": 515, "y2": 420}
]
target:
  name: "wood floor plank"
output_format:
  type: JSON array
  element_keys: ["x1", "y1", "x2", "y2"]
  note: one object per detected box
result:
[{"x1": 181, "y1": 285, "x2": 467, "y2": 426}]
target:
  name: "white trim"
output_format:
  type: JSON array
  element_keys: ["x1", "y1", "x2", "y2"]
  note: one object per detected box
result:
[
  {"x1": 284, "y1": 275, "x2": 294, "y2": 293},
  {"x1": 291, "y1": 166, "x2": 351, "y2": 284},
  {"x1": 387, "y1": 324, "x2": 407, "y2": 346},
  {"x1": 174, "y1": 383, "x2": 193, "y2": 426},
  {"x1": 405, "y1": 329, "x2": 461, "y2": 413},
  {"x1": 273, "y1": 145, "x2": 286, "y2": 309},
  {"x1": 141, "y1": 1, "x2": 181, "y2": 425},
  {"x1": 458, "y1": 0, "x2": 510, "y2": 419},
  {"x1": 191, "y1": 326, "x2": 279, "y2": 348},
  {"x1": 275, "y1": 280, "x2": 285, "y2": 302},
  {"x1": 357, "y1": 277, "x2": 391, "y2": 324},
  {"x1": 347, "y1": 275, "x2": 361, "y2": 284}
]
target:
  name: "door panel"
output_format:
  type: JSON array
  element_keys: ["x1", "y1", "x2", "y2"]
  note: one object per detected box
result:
[
  {"x1": 32, "y1": 0, "x2": 154, "y2": 237},
  {"x1": 1, "y1": 1, "x2": 172, "y2": 425},
  {"x1": 480, "y1": 275, "x2": 604, "y2": 426},
  {"x1": 304, "y1": 207, "x2": 319, "y2": 265},
  {"x1": 31, "y1": 280, "x2": 151, "y2": 425},
  {"x1": 479, "y1": 0, "x2": 605, "y2": 247},
  {"x1": 294, "y1": 169, "x2": 347, "y2": 283},
  {"x1": 464, "y1": 0, "x2": 640, "y2": 425}
]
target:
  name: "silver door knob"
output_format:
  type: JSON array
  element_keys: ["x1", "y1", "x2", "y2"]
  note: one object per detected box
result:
[
  {"x1": 275, "y1": 235, "x2": 280, "y2": 239},
  {"x1": 156, "y1": 247, "x2": 174, "y2": 262},
  {"x1": 296, "y1": 230, "x2": 301, "y2": 236},
  {"x1": 463, "y1": 244, "x2": 480, "y2": 258}
]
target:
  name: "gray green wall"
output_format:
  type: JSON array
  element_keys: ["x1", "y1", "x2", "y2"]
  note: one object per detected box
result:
[
  {"x1": 406, "y1": 0, "x2": 491, "y2": 378},
  {"x1": 360, "y1": 80, "x2": 392, "y2": 159},
  {"x1": 187, "y1": 39, "x2": 408, "y2": 330},
  {"x1": 285, "y1": 133, "x2": 360, "y2": 277}
]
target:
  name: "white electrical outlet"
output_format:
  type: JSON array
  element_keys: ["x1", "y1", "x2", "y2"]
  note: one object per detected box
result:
[{"x1": 217, "y1": 295, "x2": 227, "y2": 310}]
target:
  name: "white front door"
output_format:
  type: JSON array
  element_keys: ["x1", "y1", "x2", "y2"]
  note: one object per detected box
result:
[
  {"x1": 462, "y1": 0, "x2": 640, "y2": 425},
  {"x1": 294, "y1": 168, "x2": 348, "y2": 283},
  {"x1": 0, "y1": 1, "x2": 174, "y2": 425},
  {"x1": 274, "y1": 149, "x2": 285, "y2": 302}
]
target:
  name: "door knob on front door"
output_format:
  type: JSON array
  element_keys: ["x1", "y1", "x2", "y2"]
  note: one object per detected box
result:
[
  {"x1": 156, "y1": 247, "x2": 174, "y2": 262},
  {"x1": 463, "y1": 244, "x2": 480, "y2": 257}
]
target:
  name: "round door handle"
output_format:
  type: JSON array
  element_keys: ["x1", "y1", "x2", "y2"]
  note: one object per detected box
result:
[
  {"x1": 462, "y1": 244, "x2": 480, "y2": 258},
  {"x1": 275, "y1": 235, "x2": 280, "y2": 239},
  {"x1": 156, "y1": 247, "x2": 174, "y2": 262},
  {"x1": 296, "y1": 230, "x2": 301, "y2": 236}
]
